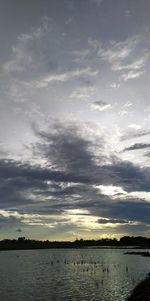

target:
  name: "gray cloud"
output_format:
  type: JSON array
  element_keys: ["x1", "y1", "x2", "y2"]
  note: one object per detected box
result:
[
  {"x1": 93, "y1": 34, "x2": 149, "y2": 82},
  {"x1": 123, "y1": 143, "x2": 150, "y2": 152},
  {"x1": 121, "y1": 130, "x2": 150, "y2": 141},
  {"x1": 0, "y1": 121, "x2": 150, "y2": 231},
  {"x1": 0, "y1": 213, "x2": 21, "y2": 229},
  {"x1": 91, "y1": 100, "x2": 111, "y2": 111},
  {"x1": 82, "y1": 198, "x2": 150, "y2": 224},
  {"x1": 32, "y1": 122, "x2": 150, "y2": 195},
  {"x1": 98, "y1": 218, "x2": 131, "y2": 224},
  {"x1": 33, "y1": 122, "x2": 105, "y2": 175},
  {"x1": 1, "y1": 122, "x2": 149, "y2": 227}
]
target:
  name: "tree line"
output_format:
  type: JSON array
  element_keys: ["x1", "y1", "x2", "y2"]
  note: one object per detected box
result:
[{"x1": 0, "y1": 236, "x2": 149, "y2": 250}]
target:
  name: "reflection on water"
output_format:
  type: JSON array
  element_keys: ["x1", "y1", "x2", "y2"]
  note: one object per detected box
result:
[{"x1": 0, "y1": 248, "x2": 150, "y2": 301}]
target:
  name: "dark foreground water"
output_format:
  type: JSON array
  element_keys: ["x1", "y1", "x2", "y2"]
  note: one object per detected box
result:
[{"x1": 0, "y1": 248, "x2": 150, "y2": 301}]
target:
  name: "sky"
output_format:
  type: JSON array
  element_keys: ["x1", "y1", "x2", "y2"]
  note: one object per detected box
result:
[{"x1": 0, "y1": 0, "x2": 150, "y2": 240}]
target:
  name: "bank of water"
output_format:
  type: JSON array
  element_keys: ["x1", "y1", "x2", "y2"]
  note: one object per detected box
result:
[{"x1": 0, "y1": 248, "x2": 150, "y2": 301}]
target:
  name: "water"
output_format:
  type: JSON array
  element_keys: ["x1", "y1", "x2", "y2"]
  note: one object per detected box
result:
[{"x1": 0, "y1": 248, "x2": 150, "y2": 301}]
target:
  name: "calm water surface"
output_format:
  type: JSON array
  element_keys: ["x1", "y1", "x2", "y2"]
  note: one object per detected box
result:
[{"x1": 0, "y1": 248, "x2": 150, "y2": 301}]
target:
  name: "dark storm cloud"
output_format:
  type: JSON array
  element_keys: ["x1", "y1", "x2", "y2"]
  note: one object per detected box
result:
[
  {"x1": 79, "y1": 198, "x2": 150, "y2": 224},
  {"x1": 123, "y1": 143, "x2": 150, "y2": 152},
  {"x1": 0, "y1": 158, "x2": 91, "y2": 210},
  {"x1": 0, "y1": 158, "x2": 92, "y2": 186},
  {"x1": 105, "y1": 160, "x2": 150, "y2": 192},
  {"x1": 108, "y1": 200, "x2": 150, "y2": 224},
  {"x1": 33, "y1": 122, "x2": 150, "y2": 192},
  {"x1": 0, "y1": 122, "x2": 150, "y2": 228},
  {"x1": 33, "y1": 122, "x2": 102, "y2": 174}
]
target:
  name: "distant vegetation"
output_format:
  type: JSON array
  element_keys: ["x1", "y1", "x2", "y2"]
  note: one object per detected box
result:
[{"x1": 0, "y1": 236, "x2": 150, "y2": 251}]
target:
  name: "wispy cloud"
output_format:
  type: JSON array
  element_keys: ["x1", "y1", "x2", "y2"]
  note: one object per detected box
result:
[
  {"x1": 122, "y1": 70, "x2": 144, "y2": 81},
  {"x1": 32, "y1": 67, "x2": 99, "y2": 88},
  {"x1": 89, "y1": 34, "x2": 149, "y2": 81},
  {"x1": 71, "y1": 85, "x2": 96, "y2": 100},
  {"x1": 98, "y1": 218, "x2": 137, "y2": 225},
  {"x1": 123, "y1": 143, "x2": 150, "y2": 152},
  {"x1": 121, "y1": 130, "x2": 150, "y2": 141}
]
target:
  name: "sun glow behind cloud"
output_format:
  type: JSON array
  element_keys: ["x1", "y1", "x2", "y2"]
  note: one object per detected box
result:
[{"x1": 95, "y1": 185, "x2": 126, "y2": 196}]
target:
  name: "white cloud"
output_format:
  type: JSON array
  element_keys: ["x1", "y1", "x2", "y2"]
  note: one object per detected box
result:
[
  {"x1": 98, "y1": 37, "x2": 138, "y2": 66},
  {"x1": 95, "y1": 185, "x2": 150, "y2": 203},
  {"x1": 32, "y1": 67, "x2": 99, "y2": 88},
  {"x1": 118, "y1": 110, "x2": 128, "y2": 116},
  {"x1": 128, "y1": 124, "x2": 142, "y2": 130},
  {"x1": 118, "y1": 191, "x2": 150, "y2": 203},
  {"x1": 71, "y1": 86, "x2": 96, "y2": 100},
  {"x1": 3, "y1": 16, "x2": 99, "y2": 85},
  {"x1": 126, "y1": 191, "x2": 150, "y2": 202},
  {"x1": 2, "y1": 17, "x2": 100, "y2": 104},
  {"x1": 110, "y1": 82, "x2": 120, "y2": 89},
  {"x1": 124, "y1": 102, "x2": 132, "y2": 108},
  {"x1": 122, "y1": 70, "x2": 144, "y2": 81},
  {"x1": 95, "y1": 185, "x2": 126, "y2": 196},
  {"x1": 113, "y1": 56, "x2": 147, "y2": 72},
  {"x1": 89, "y1": 35, "x2": 149, "y2": 81},
  {"x1": 3, "y1": 18, "x2": 49, "y2": 76}
]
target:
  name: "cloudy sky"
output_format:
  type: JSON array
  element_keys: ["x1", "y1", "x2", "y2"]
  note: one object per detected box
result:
[{"x1": 0, "y1": 0, "x2": 150, "y2": 240}]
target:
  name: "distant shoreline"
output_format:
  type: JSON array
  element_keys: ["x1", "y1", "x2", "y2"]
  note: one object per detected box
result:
[
  {"x1": 0, "y1": 246, "x2": 150, "y2": 252},
  {"x1": 125, "y1": 251, "x2": 150, "y2": 257},
  {"x1": 0, "y1": 236, "x2": 149, "y2": 251}
]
